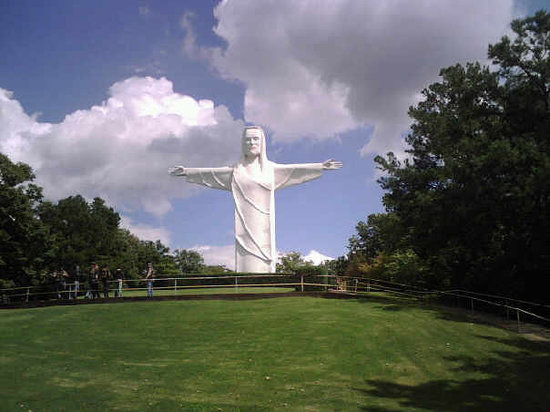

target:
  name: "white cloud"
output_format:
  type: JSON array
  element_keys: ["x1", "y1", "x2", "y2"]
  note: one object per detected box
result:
[
  {"x1": 189, "y1": 0, "x2": 513, "y2": 155},
  {"x1": 0, "y1": 77, "x2": 244, "y2": 216},
  {"x1": 120, "y1": 215, "x2": 171, "y2": 245},
  {"x1": 191, "y1": 244, "x2": 235, "y2": 269},
  {"x1": 303, "y1": 250, "x2": 334, "y2": 266}
]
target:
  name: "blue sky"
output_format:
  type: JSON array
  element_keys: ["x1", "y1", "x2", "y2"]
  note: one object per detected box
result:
[{"x1": 0, "y1": 0, "x2": 547, "y2": 267}]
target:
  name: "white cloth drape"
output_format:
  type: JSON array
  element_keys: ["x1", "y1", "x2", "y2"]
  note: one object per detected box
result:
[{"x1": 184, "y1": 162, "x2": 323, "y2": 272}]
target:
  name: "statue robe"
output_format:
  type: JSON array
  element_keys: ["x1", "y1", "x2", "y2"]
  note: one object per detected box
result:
[{"x1": 184, "y1": 163, "x2": 323, "y2": 273}]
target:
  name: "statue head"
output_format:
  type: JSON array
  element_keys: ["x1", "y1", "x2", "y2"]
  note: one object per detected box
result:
[{"x1": 241, "y1": 126, "x2": 269, "y2": 168}]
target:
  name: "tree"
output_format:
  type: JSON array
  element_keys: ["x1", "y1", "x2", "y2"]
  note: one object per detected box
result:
[
  {"x1": 0, "y1": 153, "x2": 187, "y2": 288},
  {"x1": 348, "y1": 213, "x2": 404, "y2": 263},
  {"x1": 276, "y1": 251, "x2": 306, "y2": 274},
  {"x1": 135, "y1": 240, "x2": 179, "y2": 277},
  {"x1": 276, "y1": 251, "x2": 327, "y2": 276},
  {"x1": 202, "y1": 265, "x2": 232, "y2": 274},
  {"x1": 372, "y1": 11, "x2": 550, "y2": 299},
  {"x1": 322, "y1": 255, "x2": 349, "y2": 276},
  {"x1": 38, "y1": 195, "x2": 124, "y2": 274},
  {"x1": 173, "y1": 249, "x2": 204, "y2": 274},
  {"x1": 0, "y1": 154, "x2": 50, "y2": 287}
]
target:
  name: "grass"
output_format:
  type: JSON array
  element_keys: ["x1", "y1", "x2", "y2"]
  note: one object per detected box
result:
[{"x1": 1, "y1": 295, "x2": 549, "y2": 411}]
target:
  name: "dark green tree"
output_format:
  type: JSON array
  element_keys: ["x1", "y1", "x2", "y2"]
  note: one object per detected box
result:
[
  {"x1": 0, "y1": 154, "x2": 50, "y2": 287},
  {"x1": 38, "y1": 195, "x2": 124, "y2": 274},
  {"x1": 322, "y1": 255, "x2": 349, "y2": 276},
  {"x1": 348, "y1": 213, "x2": 404, "y2": 263},
  {"x1": 373, "y1": 11, "x2": 550, "y2": 299}
]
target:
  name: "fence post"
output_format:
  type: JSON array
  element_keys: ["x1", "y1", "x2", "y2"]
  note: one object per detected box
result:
[
  {"x1": 235, "y1": 276, "x2": 238, "y2": 292},
  {"x1": 26, "y1": 287, "x2": 30, "y2": 303},
  {"x1": 516, "y1": 309, "x2": 521, "y2": 332},
  {"x1": 301, "y1": 275, "x2": 304, "y2": 292},
  {"x1": 174, "y1": 278, "x2": 177, "y2": 295},
  {"x1": 367, "y1": 280, "x2": 371, "y2": 293},
  {"x1": 470, "y1": 297, "x2": 474, "y2": 312},
  {"x1": 355, "y1": 279, "x2": 358, "y2": 293},
  {"x1": 505, "y1": 300, "x2": 509, "y2": 320}
]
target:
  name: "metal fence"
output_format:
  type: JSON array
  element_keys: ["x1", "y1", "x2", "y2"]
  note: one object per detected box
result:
[
  {"x1": 2, "y1": 273, "x2": 549, "y2": 330},
  {"x1": 329, "y1": 275, "x2": 550, "y2": 329},
  {"x1": 0, "y1": 273, "x2": 332, "y2": 304}
]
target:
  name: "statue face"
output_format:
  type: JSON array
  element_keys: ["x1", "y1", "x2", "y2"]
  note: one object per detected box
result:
[{"x1": 242, "y1": 128, "x2": 262, "y2": 158}]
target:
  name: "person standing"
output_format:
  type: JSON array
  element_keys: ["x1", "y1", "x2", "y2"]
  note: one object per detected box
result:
[
  {"x1": 89, "y1": 263, "x2": 100, "y2": 299},
  {"x1": 115, "y1": 268, "x2": 124, "y2": 298},
  {"x1": 101, "y1": 266, "x2": 111, "y2": 298},
  {"x1": 74, "y1": 265, "x2": 81, "y2": 299},
  {"x1": 146, "y1": 262, "x2": 155, "y2": 298},
  {"x1": 60, "y1": 268, "x2": 71, "y2": 299},
  {"x1": 51, "y1": 269, "x2": 61, "y2": 299}
]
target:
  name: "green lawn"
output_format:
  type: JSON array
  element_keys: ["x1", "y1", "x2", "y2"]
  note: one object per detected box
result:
[{"x1": 1, "y1": 295, "x2": 548, "y2": 411}]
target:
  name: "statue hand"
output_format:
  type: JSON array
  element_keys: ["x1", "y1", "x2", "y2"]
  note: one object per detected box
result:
[
  {"x1": 322, "y1": 159, "x2": 343, "y2": 170},
  {"x1": 169, "y1": 166, "x2": 187, "y2": 176}
]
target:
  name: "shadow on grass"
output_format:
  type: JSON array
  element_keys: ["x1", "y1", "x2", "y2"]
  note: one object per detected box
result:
[
  {"x1": 355, "y1": 293, "x2": 549, "y2": 337},
  {"x1": 358, "y1": 335, "x2": 550, "y2": 411}
]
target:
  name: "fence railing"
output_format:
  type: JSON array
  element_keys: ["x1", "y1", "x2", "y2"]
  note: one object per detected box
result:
[
  {"x1": 2, "y1": 273, "x2": 549, "y2": 330},
  {"x1": 0, "y1": 273, "x2": 332, "y2": 303},
  {"x1": 330, "y1": 275, "x2": 550, "y2": 329}
]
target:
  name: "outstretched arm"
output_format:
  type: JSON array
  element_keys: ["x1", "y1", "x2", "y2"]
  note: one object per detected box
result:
[
  {"x1": 274, "y1": 159, "x2": 343, "y2": 190},
  {"x1": 169, "y1": 165, "x2": 233, "y2": 191}
]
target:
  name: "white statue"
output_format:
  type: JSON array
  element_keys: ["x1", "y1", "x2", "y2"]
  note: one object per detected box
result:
[{"x1": 169, "y1": 126, "x2": 342, "y2": 273}]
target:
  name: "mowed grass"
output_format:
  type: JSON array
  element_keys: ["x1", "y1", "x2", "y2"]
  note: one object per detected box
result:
[{"x1": 1, "y1": 295, "x2": 549, "y2": 411}]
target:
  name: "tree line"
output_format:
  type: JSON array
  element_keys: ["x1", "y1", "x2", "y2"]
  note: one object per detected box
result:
[
  {"x1": 0, "y1": 153, "x2": 228, "y2": 289},
  {"x1": 344, "y1": 11, "x2": 550, "y2": 302}
]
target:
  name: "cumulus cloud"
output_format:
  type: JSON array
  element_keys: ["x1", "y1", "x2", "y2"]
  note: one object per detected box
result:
[
  {"x1": 191, "y1": 244, "x2": 235, "y2": 269},
  {"x1": 188, "y1": 0, "x2": 513, "y2": 155},
  {"x1": 120, "y1": 215, "x2": 171, "y2": 245},
  {"x1": 0, "y1": 77, "x2": 244, "y2": 216}
]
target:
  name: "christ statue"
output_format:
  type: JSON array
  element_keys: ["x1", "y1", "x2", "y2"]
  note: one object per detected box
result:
[{"x1": 169, "y1": 126, "x2": 342, "y2": 273}]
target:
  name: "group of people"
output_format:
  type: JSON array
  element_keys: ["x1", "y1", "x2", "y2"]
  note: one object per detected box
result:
[
  {"x1": 85, "y1": 263, "x2": 125, "y2": 299},
  {"x1": 49, "y1": 262, "x2": 156, "y2": 300}
]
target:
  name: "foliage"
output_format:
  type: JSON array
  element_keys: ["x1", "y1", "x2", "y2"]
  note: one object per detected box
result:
[
  {"x1": 276, "y1": 251, "x2": 304, "y2": 273},
  {"x1": 276, "y1": 251, "x2": 327, "y2": 276},
  {"x1": 136, "y1": 240, "x2": 180, "y2": 277},
  {"x1": 361, "y1": 11, "x2": 550, "y2": 300},
  {"x1": 321, "y1": 255, "x2": 349, "y2": 276},
  {"x1": 173, "y1": 249, "x2": 205, "y2": 274},
  {"x1": 38, "y1": 195, "x2": 122, "y2": 272},
  {"x1": 0, "y1": 153, "x2": 206, "y2": 286},
  {"x1": 202, "y1": 264, "x2": 232, "y2": 274},
  {"x1": 0, "y1": 153, "x2": 50, "y2": 288},
  {"x1": 348, "y1": 213, "x2": 405, "y2": 263}
]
